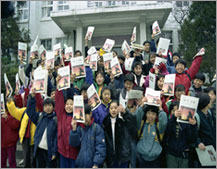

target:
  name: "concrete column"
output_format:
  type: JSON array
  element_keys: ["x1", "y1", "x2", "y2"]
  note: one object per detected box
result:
[
  {"x1": 76, "y1": 26, "x2": 83, "y2": 52},
  {"x1": 139, "y1": 22, "x2": 147, "y2": 44}
]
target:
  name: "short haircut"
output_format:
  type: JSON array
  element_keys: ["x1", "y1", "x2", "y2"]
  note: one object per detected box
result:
[
  {"x1": 143, "y1": 40, "x2": 151, "y2": 46},
  {"x1": 100, "y1": 86, "x2": 112, "y2": 99},
  {"x1": 124, "y1": 73, "x2": 135, "y2": 83},
  {"x1": 43, "y1": 98, "x2": 55, "y2": 108},
  {"x1": 195, "y1": 92, "x2": 211, "y2": 110},
  {"x1": 194, "y1": 73, "x2": 205, "y2": 83},
  {"x1": 204, "y1": 86, "x2": 216, "y2": 95},
  {"x1": 144, "y1": 105, "x2": 159, "y2": 115},
  {"x1": 74, "y1": 50, "x2": 82, "y2": 55},
  {"x1": 169, "y1": 101, "x2": 179, "y2": 114},
  {"x1": 81, "y1": 83, "x2": 90, "y2": 92},
  {"x1": 175, "y1": 59, "x2": 186, "y2": 68},
  {"x1": 172, "y1": 52, "x2": 180, "y2": 59}
]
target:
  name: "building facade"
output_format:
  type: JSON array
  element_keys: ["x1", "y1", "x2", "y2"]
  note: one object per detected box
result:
[{"x1": 15, "y1": 1, "x2": 190, "y2": 55}]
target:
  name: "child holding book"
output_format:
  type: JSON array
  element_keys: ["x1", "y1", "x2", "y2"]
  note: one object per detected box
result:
[
  {"x1": 94, "y1": 71, "x2": 107, "y2": 98},
  {"x1": 69, "y1": 104, "x2": 106, "y2": 168}
]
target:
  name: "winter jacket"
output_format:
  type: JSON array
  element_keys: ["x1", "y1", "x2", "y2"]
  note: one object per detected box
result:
[
  {"x1": 163, "y1": 115, "x2": 197, "y2": 158},
  {"x1": 6, "y1": 101, "x2": 36, "y2": 145},
  {"x1": 69, "y1": 119, "x2": 106, "y2": 168},
  {"x1": 166, "y1": 64, "x2": 176, "y2": 74},
  {"x1": 196, "y1": 109, "x2": 216, "y2": 149},
  {"x1": 135, "y1": 106, "x2": 167, "y2": 161},
  {"x1": 175, "y1": 55, "x2": 202, "y2": 95},
  {"x1": 54, "y1": 89, "x2": 79, "y2": 159},
  {"x1": 102, "y1": 113, "x2": 133, "y2": 167},
  {"x1": 1, "y1": 113, "x2": 20, "y2": 148},
  {"x1": 26, "y1": 95, "x2": 57, "y2": 161},
  {"x1": 188, "y1": 85, "x2": 206, "y2": 97}
]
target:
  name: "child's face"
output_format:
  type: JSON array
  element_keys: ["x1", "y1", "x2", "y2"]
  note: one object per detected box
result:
[
  {"x1": 144, "y1": 43, "x2": 150, "y2": 52},
  {"x1": 175, "y1": 90, "x2": 185, "y2": 100},
  {"x1": 146, "y1": 111, "x2": 157, "y2": 123},
  {"x1": 96, "y1": 73, "x2": 104, "y2": 86},
  {"x1": 85, "y1": 113, "x2": 92, "y2": 126},
  {"x1": 124, "y1": 81, "x2": 134, "y2": 91},
  {"x1": 118, "y1": 58, "x2": 124, "y2": 65},
  {"x1": 193, "y1": 79, "x2": 204, "y2": 89},
  {"x1": 208, "y1": 90, "x2": 216, "y2": 103},
  {"x1": 75, "y1": 52, "x2": 82, "y2": 57},
  {"x1": 102, "y1": 89, "x2": 111, "y2": 103},
  {"x1": 65, "y1": 99, "x2": 74, "y2": 113},
  {"x1": 43, "y1": 104, "x2": 54, "y2": 114},
  {"x1": 109, "y1": 102, "x2": 118, "y2": 118},
  {"x1": 134, "y1": 65, "x2": 142, "y2": 76},
  {"x1": 51, "y1": 91, "x2": 56, "y2": 101},
  {"x1": 150, "y1": 54, "x2": 156, "y2": 64},
  {"x1": 81, "y1": 90, "x2": 88, "y2": 100},
  {"x1": 175, "y1": 63, "x2": 185, "y2": 74},
  {"x1": 172, "y1": 56, "x2": 179, "y2": 64},
  {"x1": 157, "y1": 77, "x2": 165, "y2": 90},
  {"x1": 171, "y1": 105, "x2": 178, "y2": 115}
]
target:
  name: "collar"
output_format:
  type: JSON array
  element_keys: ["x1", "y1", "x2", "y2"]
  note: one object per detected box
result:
[
  {"x1": 102, "y1": 99, "x2": 112, "y2": 107},
  {"x1": 66, "y1": 112, "x2": 73, "y2": 117},
  {"x1": 78, "y1": 117, "x2": 94, "y2": 129},
  {"x1": 145, "y1": 120, "x2": 155, "y2": 125}
]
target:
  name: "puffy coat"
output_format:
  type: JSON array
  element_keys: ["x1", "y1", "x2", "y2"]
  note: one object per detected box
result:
[
  {"x1": 92, "y1": 102, "x2": 110, "y2": 126},
  {"x1": 69, "y1": 119, "x2": 106, "y2": 167},
  {"x1": 175, "y1": 55, "x2": 202, "y2": 95}
]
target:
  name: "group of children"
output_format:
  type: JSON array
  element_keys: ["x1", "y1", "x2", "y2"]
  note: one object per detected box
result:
[{"x1": 1, "y1": 35, "x2": 216, "y2": 168}]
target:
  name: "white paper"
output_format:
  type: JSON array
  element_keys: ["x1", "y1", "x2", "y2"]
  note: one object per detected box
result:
[
  {"x1": 4, "y1": 73, "x2": 13, "y2": 98},
  {"x1": 124, "y1": 58, "x2": 134, "y2": 71},
  {"x1": 88, "y1": 46, "x2": 97, "y2": 55},
  {"x1": 87, "y1": 84, "x2": 101, "y2": 110},
  {"x1": 39, "y1": 45, "x2": 46, "y2": 60},
  {"x1": 73, "y1": 95, "x2": 85, "y2": 123},
  {"x1": 103, "y1": 52, "x2": 113, "y2": 72},
  {"x1": 119, "y1": 93, "x2": 127, "y2": 109},
  {"x1": 53, "y1": 43, "x2": 61, "y2": 58},
  {"x1": 57, "y1": 66, "x2": 70, "y2": 91},
  {"x1": 128, "y1": 90, "x2": 143, "y2": 100},
  {"x1": 196, "y1": 145, "x2": 216, "y2": 166},
  {"x1": 85, "y1": 26, "x2": 95, "y2": 40},
  {"x1": 131, "y1": 26, "x2": 136, "y2": 43},
  {"x1": 111, "y1": 57, "x2": 123, "y2": 77},
  {"x1": 149, "y1": 72, "x2": 156, "y2": 90},
  {"x1": 162, "y1": 74, "x2": 176, "y2": 96},
  {"x1": 122, "y1": 40, "x2": 131, "y2": 54},
  {"x1": 154, "y1": 57, "x2": 167, "y2": 67},
  {"x1": 144, "y1": 88, "x2": 161, "y2": 106},
  {"x1": 177, "y1": 95, "x2": 199, "y2": 124},
  {"x1": 15, "y1": 73, "x2": 21, "y2": 92},
  {"x1": 1, "y1": 93, "x2": 5, "y2": 114},
  {"x1": 89, "y1": 53, "x2": 98, "y2": 72},
  {"x1": 45, "y1": 51, "x2": 55, "y2": 69},
  {"x1": 64, "y1": 46, "x2": 73, "y2": 61},
  {"x1": 152, "y1": 21, "x2": 161, "y2": 36},
  {"x1": 156, "y1": 38, "x2": 170, "y2": 56},
  {"x1": 102, "y1": 39, "x2": 115, "y2": 52},
  {"x1": 71, "y1": 56, "x2": 86, "y2": 79},
  {"x1": 193, "y1": 48, "x2": 205, "y2": 59},
  {"x1": 18, "y1": 42, "x2": 27, "y2": 64},
  {"x1": 33, "y1": 69, "x2": 48, "y2": 94}
]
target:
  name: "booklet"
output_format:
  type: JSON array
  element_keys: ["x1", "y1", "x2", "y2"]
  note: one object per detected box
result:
[
  {"x1": 73, "y1": 95, "x2": 85, "y2": 123},
  {"x1": 103, "y1": 52, "x2": 113, "y2": 72},
  {"x1": 119, "y1": 93, "x2": 127, "y2": 109},
  {"x1": 57, "y1": 66, "x2": 70, "y2": 91},
  {"x1": 149, "y1": 72, "x2": 156, "y2": 90},
  {"x1": 39, "y1": 44, "x2": 46, "y2": 60},
  {"x1": 102, "y1": 39, "x2": 115, "y2": 52},
  {"x1": 15, "y1": 73, "x2": 21, "y2": 92},
  {"x1": 71, "y1": 56, "x2": 86, "y2": 79},
  {"x1": 144, "y1": 88, "x2": 161, "y2": 106},
  {"x1": 177, "y1": 95, "x2": 199, "y2": 124},
  {"x1": 128, "y1": 90, "x2": 143, "y2": 100},
  {"x1": 122, "y1": 40, "x2": 131, "y2": 55},
  {"x1": 30, "y1": 44, "x2": 39, "y2": 60},
  {"x1": 152, "y1": 21, "x2": 161, "y2": 37},
  {"x1": 131, "y1": 43, "x2": 144, "y2": 50},
  {"x1": 193, "y1": 48, "x2": 205, "y2": 59},
  {"x1": 53, "y1": 43, "x2": 61, "y2": 59},
  {"x1": 195, "y1": 145, "x2": 216, "y2": 166},
  {"x1": 89, "y1": 53, "x2": 98, "y2": 72},
  {"x1": 131, "y1": 26, "x2": 136, "y2": 43},
  {"x1": 1, "y1": 93, "x2": 5, "y2": 114},
  {"x1": 124, "y1": 57, "x2": 134, "y2": 71},
  {"x1": 18, "y1": 42, "x2": 27, "y2": 64},
  {"x1": 111, "y1": 57, "x2": 123, "y2": 77},
  {"x1": 162, "y1": 74, "x2": 176, "y2": 96},
  {"x1": 154, "y1": 56, "x2": 167, "y2": 67},
  {"x1": 85, "y1": 26, "x2": 95, "y2": 40},
  {"x1": 87, "y1": 46, "x2": 97, "y2": 55},
  {"x1": 156, "y1": 38, "x2": 170, "y2": 56},
  {"x1": 4, "y1": 73, "x2": 13, "y2": 98},
  {"x1": 87, "y1": 84, "x2": 101, "y2": 111},
  {"x1": 45, "y1": 51, "x2": 55, "y2": 69},
  {"x1": 33, "y1": 69, "x2": 48, "y2": 94},
  {"x1": 64, "y1": 46, "x2": 73, "y2": 61}
]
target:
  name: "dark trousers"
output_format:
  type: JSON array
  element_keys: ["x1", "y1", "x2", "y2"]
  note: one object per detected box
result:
[
  {"x1": 35, "y1": 147, "x2": 57, "y2": 168},
  {"x1": 1, "y1": 145, "x2": 17, "y2": 168},
  {"x1": 22, "y1": 138, "x2": 35, "y2": 168},
  {"x1": 136, "y1": 153, "x2": 161, "y2": 168},
  {"x1": 112, "y1": 161, "x2": 129, "y2": 168},
  {"x1": 59, "y1": 153, "x2": 76, "y2": 168}
]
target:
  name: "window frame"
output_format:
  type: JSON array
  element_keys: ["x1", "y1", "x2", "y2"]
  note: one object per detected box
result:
[
  {"x1": 41, "y1": 39, "x2": 52, "y2": 51},
  {"x1": 41, "y1": 1, "x2": 53, "y2": 19},
  {"x1": 17, "y1": 1, "x2": 29, "y2": 21},
  {"x1": 57, "y1": 1, "x2": 70, "y2": 11}
]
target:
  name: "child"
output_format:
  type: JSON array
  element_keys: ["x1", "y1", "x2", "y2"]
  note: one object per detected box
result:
[
  {"x1": 102, "y1": 100, "x2": 134, "y2": 168},
  {"x1": 163, "y1": 107, "x2": 197, "y2": 168},
  {"x1": 80, "y1": 82, "x2": 90, "y2": 104},
  {"x1": 134, "y1": 100, "x2": 168, "y2": 168},
  {"x1": 189, "y1": 73, "x2": 206, "y2": 96},
  {"x1": 92, "y1": 86, "x2": 112, "y2": 125},
  {"x1": 204, "y1": 86, "x2": 216, "y2": 118},
  {"x1": 94, "y1": 71, "x2": 107, "y2": 98},
  {"x1": 69, "y1": 104, "x2": 106, "y2": 168},
  {"x1": 143, "y1": 52, "x2": 156, "y2": 76},
  {"x1": 26, "y1": 89, "x2": 57, "y2": 168},
  {"x1": 1, "y1": 105, "x2": 20, "y2": 168},
  {"x1": 168, "y1": 101, "x2": 179, "y2": 119},
  {"x1": 166, "y1": 53, "x2": 181, "y2": 74}
]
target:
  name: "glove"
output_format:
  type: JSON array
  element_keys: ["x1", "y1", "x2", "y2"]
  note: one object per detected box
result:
[
  {"x1": 149, "y1": 68, "x2": 155, "y2": 73},
  {"x1": 158, "y1": 63, "x2": 167, "y2": 72}
]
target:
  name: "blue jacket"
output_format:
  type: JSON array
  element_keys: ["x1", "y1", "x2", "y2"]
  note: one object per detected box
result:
[
  {"x1": 26, "y1": 95, "x2": 57, "y2": 161},
  {"x1": 69, "y1": 120, "x2": 106, "y2": 168},
  {"x1": 92, "y1": 103, "x2": 110, "y2": 126}
]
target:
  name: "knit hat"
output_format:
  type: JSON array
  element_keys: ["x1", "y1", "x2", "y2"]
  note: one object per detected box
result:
[
  {"x1": 175, "y1": 59, "x2": 186, "y2": 68},
  {"x1": 195, "y1": 92, "x2": 211, "y2": 110}
]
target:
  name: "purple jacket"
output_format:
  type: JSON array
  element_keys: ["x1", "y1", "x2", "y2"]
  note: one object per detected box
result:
[{"x1": 92, "y1": 103, "x2": 110, "y2": 126}]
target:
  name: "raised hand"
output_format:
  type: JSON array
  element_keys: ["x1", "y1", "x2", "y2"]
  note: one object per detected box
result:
[{"x1": 71, "y1": 119, "x2": 77, "y2": 131}]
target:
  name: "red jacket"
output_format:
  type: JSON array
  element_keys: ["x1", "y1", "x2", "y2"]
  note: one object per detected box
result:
[
  {"x1": 54, "y1": 89, "x2": 79, "y2": 159},
  {"x1": 1, "y1": 112, "x2": 20, "y2": 148},
  {"x1": 175, "y1": 56, "x2": 202, "y2": 95}
]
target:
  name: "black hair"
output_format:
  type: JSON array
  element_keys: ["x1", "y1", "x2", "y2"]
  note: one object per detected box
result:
[
  {"x1": 172, "y1": 52, "x2": 180, "y2": 59},
  {"x1": 194, "y1": 73, "x2": 205, "y2": 83},
  {"x1": 55, "y1": 58, "x2": 61, "y2": 66},
  {"x1": 112, "y1": 50, "x2": 118, "y2": 56},
  {"x1": 195, "y1": 92, "x2": 211, "y2": 110},
  {"x1": 143, "y1": 40, "x2": 151, "y2": 46},
  {"x1": 132, "y1": 61, "x2": 142, "y2": 72},
  {"x1": 130, "y1": 50, "x2": 135, "y2": 58},
  {"x1": 144, "y1": 105, "x2": 159, "y2": 115},
  {"x1": 118, "y1": 54, "x2": 125, "y2": 62},
  {"x1": 74, "y1": 50, "x2": 82, "y2": 56},
  {"x1": 61, "y1": 48, "x2": 65, "y2": 54},
  {"x1": 155, "y1": 74, "x2": 165, "y2": 91},
  {"x1": 175, "y1": 59, "x2": 186, "y2": 68},
  {"x1": 124, "y1": 73, "x2": 135, "y2": 83},
  {"x1": 110, "y1": 100, "x2": 119, "y2": 106},
  {"x1": 84, "y1": 104, "x2": 91, "y2": 114},
  {"x1": 204, "y1": 86, "x2": 216, "y2": 95},
  {"x1": 43, "y1": 98, "x2": 55, "y2": 108},
  {"x1": 64, "y1": 95, "x2": 74, "y2": 104},
  {"x1": 36, "y1": 60, "x2": 42, "y2": 67},
  {"x1": 169, "y1": 101, "x2": 179, "y2": 114},
  {"x1": 81, "y1": 82, "x2": 90, "y2": 92},
  {"x1": 100, "y1": 86, "x2": 113, "y2": 100},
  {"x1": 95, "y1": 71, "x2": 105, "y2": 79},
  {"x1": 156, "y1": 38, "x2": 160, "y2": 45},
  {"x1": 51, "y1": 87, "x2": 56, "y2": 93},
  {"x1": 175, "y1": 84, "x2": 185, "y2": 92}
]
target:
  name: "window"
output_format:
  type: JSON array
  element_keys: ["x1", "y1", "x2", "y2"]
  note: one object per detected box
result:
[
  {"x1": 176, "y1": 1, "x2": 189, "y2": 8},
  {"x1": 108, "y1": 1, "x2": 116, "y2": 6},
  {"x1": 17, "y1": 1, "x2": 29, "y2": 20},
  {"x1": 122, "y1": 1, "x2": 129, "y2": 5},
  {"x1": 57, "y1": 1, "x2": 69, "y2": 11},
  {"x1": 56, "y1": 37, "x2": 68, "y2": 46},
  {"x1": 42, "y1": 1, "x2": 53, "y2": 18},
  {"x1": 95, "y1": 2, "x2": 102, "y2": 7},
  {"x1": 87, "y1": 1, "x2": 94, "y2": 7},
  {"x1": 41, "y1": 39, "x2": 52, "y2": 51}
]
